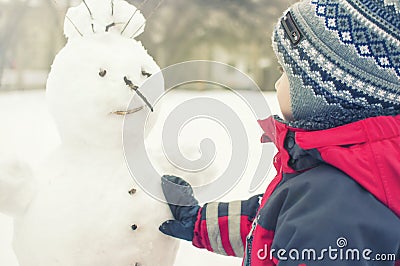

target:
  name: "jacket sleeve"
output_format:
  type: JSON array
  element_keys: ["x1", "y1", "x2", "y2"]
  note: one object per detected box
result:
[{"x1": 192, "y1": 194, "x2": 262, "y2": 258}]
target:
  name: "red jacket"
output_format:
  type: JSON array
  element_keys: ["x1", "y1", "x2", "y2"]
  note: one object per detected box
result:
[{"x1": 192, "y1": 115, "x2": 400, "y2": 265}]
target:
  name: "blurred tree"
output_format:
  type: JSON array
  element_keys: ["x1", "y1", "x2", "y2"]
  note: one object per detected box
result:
[
  {"x1": 0, "y1": 0, "x2": 66, "y2": 90},
  {"x1": 0, "y1": 0, "x2": 296, "y2": 90},
  {"x1": 130, "y1": 0, "x2": 296, "y2": 90},
  {"x1": 0, "y1": 1, "x2": 30, "y2": 86}
]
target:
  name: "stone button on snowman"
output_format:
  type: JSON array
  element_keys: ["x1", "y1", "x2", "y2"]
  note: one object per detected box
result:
[{"x1": 0, "y1": 0, "x2": 179, "y2": 265}]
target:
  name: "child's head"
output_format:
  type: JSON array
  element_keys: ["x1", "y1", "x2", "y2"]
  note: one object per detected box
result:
[{"x1": 272, "y1": 0, "x2": 400, "y2": 130}]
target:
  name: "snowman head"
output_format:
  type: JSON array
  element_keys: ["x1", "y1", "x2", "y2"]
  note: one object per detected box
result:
[{"x1": 46, "y1": 0, "x2": 163, "y2": 148}]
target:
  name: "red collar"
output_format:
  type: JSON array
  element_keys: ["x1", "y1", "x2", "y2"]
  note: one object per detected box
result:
[{"x1": 257, "y1": 116, "x2": 307, "y2": 174}]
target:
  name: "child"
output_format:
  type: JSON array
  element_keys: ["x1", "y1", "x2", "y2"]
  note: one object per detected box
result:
[{"x1": 159, "y1": 0, "x2": 400, "y2": 265}]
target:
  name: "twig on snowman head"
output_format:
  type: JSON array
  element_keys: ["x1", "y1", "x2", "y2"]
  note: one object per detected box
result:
[
  {"x1": 124, "y1": 77, "x2": 154, "y2": 112},
  {"x1": 129, "y1": 0, "x2": 165, "y2": 39},
  {"x1": 111, "y1": 0, "x2": 114, "y2": 16},
  {"x1": 106, "y1": 22, "x2": 129, "y2": 32},
  {"x1": 121, "y1": 0, "x2": 151, "y2": 35},
  {"x1": 82, "y1": 0, "x2": 95, "y2": 33},
  {"x1": 65, "y1": 15, "x2": 83, "y2": 37},
  {"x1": 105, "y1": 22, "x2": 116, "y2": 32}
]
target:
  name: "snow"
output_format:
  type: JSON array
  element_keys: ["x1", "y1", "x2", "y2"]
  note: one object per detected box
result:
[
  {"x1": 0, "y1": 91, "x2": 60, "y2": 266},
  {"x1": 0, "y1": 89, "x2": 281, "y2": 265}
]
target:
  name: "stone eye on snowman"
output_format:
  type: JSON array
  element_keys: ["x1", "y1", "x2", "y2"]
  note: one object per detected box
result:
[{"x1": 0, "y1": 0, "x2": 180, "y2": 265}]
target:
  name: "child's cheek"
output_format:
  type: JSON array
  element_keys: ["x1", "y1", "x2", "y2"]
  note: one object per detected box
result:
[{"x1": 275, "y1": 74, "x2": 294, "y2": 121}]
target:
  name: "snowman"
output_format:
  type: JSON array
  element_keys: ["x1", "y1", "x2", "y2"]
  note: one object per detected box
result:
[{"x1": 0, "y1": 0, "x2": 180, "y2": 265}]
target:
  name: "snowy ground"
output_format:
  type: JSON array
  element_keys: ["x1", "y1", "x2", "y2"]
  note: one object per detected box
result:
[{"x1": 0, "y1": 89, "x2": 281, "y2": 266}]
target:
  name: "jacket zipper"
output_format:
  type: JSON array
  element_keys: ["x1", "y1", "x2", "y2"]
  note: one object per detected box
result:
[{"x1": 244, "y1": 215, "x2": 259, "y2": 266}]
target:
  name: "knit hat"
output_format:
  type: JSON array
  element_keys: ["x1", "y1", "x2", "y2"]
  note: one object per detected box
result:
[{"x1": 272, "y1": 0, "x2": 400, "y2": 130}]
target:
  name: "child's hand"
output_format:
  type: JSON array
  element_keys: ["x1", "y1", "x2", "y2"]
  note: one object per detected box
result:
[{"x1": 159, "y1": 175, "x2": 200, "y2": 241}]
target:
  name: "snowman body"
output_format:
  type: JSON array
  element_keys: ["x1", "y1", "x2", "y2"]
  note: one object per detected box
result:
[
  {"x1": 13, "y1": 147, "x2": 178, "y2": 266},
  {"x1": 9, "y1": 1, "x2": 179, "y2": 265}
]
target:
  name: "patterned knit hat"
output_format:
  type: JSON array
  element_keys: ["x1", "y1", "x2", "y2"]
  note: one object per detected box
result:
[{"x1": 272, "y1": 0, "x2": 400, "y2": 130}]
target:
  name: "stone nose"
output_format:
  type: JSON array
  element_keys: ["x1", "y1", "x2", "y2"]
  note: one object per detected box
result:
[
  {"x1": 124, "y1": 76, "x2": 138, "y2": 90},
  {"x1": 123, "y1": 76, "x2": 154, "y2": 112}
]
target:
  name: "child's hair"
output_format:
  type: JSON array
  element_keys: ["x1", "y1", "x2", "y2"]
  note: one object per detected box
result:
[{"x1": 272, "y1": 0, "x2": 400, "y2": 130}]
